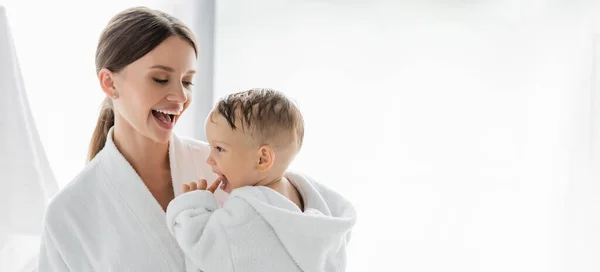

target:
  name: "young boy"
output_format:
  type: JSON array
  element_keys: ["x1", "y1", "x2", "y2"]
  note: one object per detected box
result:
[{"x1": 166, "y1": 88, "x2": 356, "y2": 272}]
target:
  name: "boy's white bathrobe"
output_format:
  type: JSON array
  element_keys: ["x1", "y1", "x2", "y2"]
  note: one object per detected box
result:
[
  {"x1": 37, "y1": 128, "x2": 226, "y2": 271},
  {"x1": 166, "y1": 171, "x2": 357, "y2": 272}
]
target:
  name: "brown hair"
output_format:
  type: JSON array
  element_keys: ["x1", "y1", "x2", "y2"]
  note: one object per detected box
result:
[
  {"x1": 88, "y1": 6, "x2": 198, "y2": 161},
  {"x1": 212, "y1": 88, "x2": 305, "y2": 152}
]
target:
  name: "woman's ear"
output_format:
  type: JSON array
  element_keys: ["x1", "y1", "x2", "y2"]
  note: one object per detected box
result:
[
  {"x1": 98, "y1": 68, "x2": 118, "y2": 98},
  {"x1": 256, "y1": 145, "x2": 275, "y2": 172}
]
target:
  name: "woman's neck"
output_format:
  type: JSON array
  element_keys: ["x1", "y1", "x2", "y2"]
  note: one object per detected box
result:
[{"x1": 112, "y1": 120, "x2": 170, "y2": 187}]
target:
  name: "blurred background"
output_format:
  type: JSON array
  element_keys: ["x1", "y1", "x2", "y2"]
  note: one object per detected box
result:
[{"x1": 2, "y1": 0, "x2": 600, "y2": 271}]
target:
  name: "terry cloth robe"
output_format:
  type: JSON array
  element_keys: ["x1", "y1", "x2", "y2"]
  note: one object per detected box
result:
[
  {"x1": 37, "y1": 127, "x2": 227, "y2": 271},
  {"x1": 166, "y1": 171, "x2": 357, "y2": 272}
]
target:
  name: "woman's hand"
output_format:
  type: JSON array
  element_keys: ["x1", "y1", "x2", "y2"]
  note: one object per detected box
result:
[{"x1": 183, "y1": 178, "x2": 220, "y2": 193}]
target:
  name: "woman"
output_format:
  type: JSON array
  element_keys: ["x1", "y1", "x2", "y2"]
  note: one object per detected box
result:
[{"x1": 37, "y1": 7, "x2": 221, "y2": 271}]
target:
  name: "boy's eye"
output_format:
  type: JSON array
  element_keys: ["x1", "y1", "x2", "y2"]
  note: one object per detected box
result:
[{"x1": 215, "y1": 146, "x2": 224, "y2": 152}]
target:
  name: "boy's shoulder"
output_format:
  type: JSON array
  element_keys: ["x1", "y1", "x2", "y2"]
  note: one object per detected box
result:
[{"x1": 285, "y1": 170, "x2": 356, "y2": 219}]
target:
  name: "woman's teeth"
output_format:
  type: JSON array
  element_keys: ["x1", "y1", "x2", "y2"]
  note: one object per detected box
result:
[
  {"x1": 154, "y1": 109, "x2": 181, "y2": 115},
  {"x1": 152, "y1": 110, "x2": 174, "y2": 123}
]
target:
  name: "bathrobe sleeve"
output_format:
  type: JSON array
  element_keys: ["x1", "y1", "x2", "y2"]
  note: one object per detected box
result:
[
  {"x1": 38, "y1": 225, "x2": 70, "y2": 272},
  {"x1": 166, "y1": 190, "x2": 236, "y2": 272}
]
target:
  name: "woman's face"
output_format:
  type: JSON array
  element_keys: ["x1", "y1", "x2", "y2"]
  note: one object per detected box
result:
[{"x1": 104, "y1": 36, "x2": 197, "y2": 143}]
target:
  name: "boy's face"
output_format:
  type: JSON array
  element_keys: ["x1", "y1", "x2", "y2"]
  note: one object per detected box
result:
[{"x1": 205, "y1": 111, "x2": 259, "y2": 193}]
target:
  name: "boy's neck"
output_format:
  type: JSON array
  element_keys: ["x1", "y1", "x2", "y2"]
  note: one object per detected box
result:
[
  {"x1": 261, "y1": 175, "x2": 304, "y2": 211},
  {"x1": 259, "y1": 174, "x2": 285, "y2": 188}
]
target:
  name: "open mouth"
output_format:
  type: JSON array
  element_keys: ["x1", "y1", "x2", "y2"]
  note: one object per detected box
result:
[
  {"x1": 218, "y1": 174, "x2": 229, "y2": 191},
  {"x1": 152, "y1": 109, "x2": 176, "y2": 124}
]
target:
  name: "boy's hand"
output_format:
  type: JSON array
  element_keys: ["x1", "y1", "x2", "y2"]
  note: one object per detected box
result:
[{"x1": 182, "y1": 178, "x2": 220, "y2": 194}]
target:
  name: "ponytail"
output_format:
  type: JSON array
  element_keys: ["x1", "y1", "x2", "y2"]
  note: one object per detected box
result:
[{"x1": 88, "y1": 98, "x2": 114, "y2": 161}]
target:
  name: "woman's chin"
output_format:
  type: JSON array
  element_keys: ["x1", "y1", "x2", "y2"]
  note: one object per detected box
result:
[
  {"x1": 147, "y1": 123, "x2": 173, "y2": 143},
  {"x1": 148, "y1": 113, "x2": 176, "y2": 142}
]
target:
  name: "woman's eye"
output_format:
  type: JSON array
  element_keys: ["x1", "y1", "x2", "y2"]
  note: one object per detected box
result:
[
  {"x1": 183, "y1": 81, "x2": 194, "y2": 87},
  {"x1": 153, "y1": 78, "x2": 168, "y2": 84}
]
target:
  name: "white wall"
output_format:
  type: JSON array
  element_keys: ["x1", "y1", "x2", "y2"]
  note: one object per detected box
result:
[{"x1": 214, "y1": 1, "x2": 600, "y2": 271}]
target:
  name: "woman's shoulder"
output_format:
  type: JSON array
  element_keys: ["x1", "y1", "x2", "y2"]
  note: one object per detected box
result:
[
  {"x1": 172, "y1": 134, "x2": 211, "y2": 166},
  {"x1": 43, "y1": 158, "x2": 106, "y2": 222},
  {"x1": 175, "y1": 134, "x2": 210, "y2": 153}
]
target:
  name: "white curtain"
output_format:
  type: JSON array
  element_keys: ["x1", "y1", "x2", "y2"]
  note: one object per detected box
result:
[{"x1": 0, "y1": 5, "x2": 58, "y2": 271}]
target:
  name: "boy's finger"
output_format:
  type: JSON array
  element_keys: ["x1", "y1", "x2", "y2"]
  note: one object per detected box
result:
[
  {"x1": 207, "y1": 178, "x2": 221, "y2": 193},
  {"x1": 198, "y1": 179, "x2": 208, "y2": 190},
  {"x1": 183, "y1": 184, "x2": 190, "y2": 193},
  {"x1": 189, "y1": 181, "x2": 198, "y2": 191}
]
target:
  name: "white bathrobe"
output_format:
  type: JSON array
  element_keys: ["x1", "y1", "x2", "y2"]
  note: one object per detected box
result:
[
  {"x1": 37, "y1": 128, "x2": 226, "y2": 271},
  {"x1": 166, "y1": 171, "x2": 356, "y2": 272}
]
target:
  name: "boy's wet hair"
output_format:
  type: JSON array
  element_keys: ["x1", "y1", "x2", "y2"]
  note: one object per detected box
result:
[{"x1": 213, "y1": 88, "x2": 304, "y2": 151}]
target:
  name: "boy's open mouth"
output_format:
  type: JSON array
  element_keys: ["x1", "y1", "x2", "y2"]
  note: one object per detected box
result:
[{"x1": 219, "y1": 174, "x2": 229, "y2": 191}]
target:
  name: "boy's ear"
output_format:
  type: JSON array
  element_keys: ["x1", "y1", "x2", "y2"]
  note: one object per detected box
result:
[{"x1": 256, "y1": 145, "x2": 275, "y2": 172}]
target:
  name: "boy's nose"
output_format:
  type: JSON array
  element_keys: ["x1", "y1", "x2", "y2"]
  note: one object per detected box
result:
[{"x1": 206, "y1": 156, "x2": 215, "y2": 166}]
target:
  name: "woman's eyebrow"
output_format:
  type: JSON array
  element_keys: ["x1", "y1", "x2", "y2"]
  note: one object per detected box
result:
[{"x1": 150, "y1": 64, "x2": 196, "y2": 75}]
